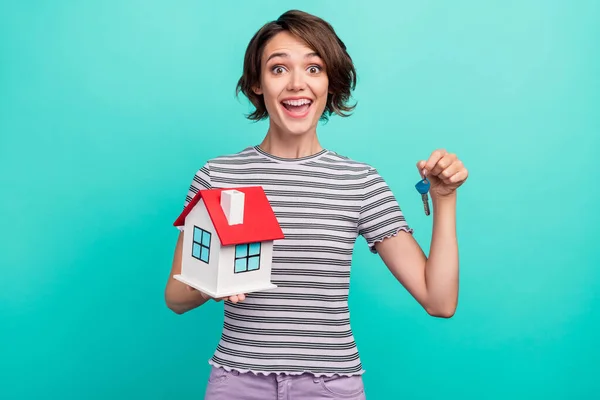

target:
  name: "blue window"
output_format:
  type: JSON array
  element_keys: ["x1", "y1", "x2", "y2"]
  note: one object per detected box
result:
[
  {"x1": 234, "y1": 242, "x2": 261, "y2": 273},
  {"x1": 192, "y1": 226, "x2": 211, "y2": 263}
]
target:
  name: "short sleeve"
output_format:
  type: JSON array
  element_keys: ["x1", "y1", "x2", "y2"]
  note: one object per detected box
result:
[
  {"x1": 177, "y1": 162, "x2": 212, "y2": 231},
  {"x1": 358, "y1": 167, "x2": 413, "y2": 253}
]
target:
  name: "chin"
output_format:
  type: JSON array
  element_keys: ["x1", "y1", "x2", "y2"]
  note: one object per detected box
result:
[{"x1": 275, "y1": 118, "x2": 319, "y2": 137}]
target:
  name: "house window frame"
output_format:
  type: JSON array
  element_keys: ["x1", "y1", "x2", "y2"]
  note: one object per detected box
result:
[
  {"x1": 192, "y1": 226, "x2": 211, "y2": 264},
  {"x1": 234, "y1": 242, "x2": 261, "y2": 273}
]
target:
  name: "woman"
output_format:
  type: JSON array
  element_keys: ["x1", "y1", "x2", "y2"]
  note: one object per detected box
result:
[{"x1": 165, "y1": 9, "x2": 468, "y2": 400}]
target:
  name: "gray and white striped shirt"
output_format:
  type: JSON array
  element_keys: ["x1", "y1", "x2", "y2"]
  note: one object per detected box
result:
[{"x1": 181, "y1": 145, "x2": 413, "y2": 377}]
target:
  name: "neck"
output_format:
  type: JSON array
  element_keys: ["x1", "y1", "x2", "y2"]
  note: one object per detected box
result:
[{"x1": 258, "y1": 123, "x2": 323, "y2": 159}]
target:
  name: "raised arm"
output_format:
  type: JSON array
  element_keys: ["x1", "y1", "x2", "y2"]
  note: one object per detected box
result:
[
  {"x1": 374, "y1": 193, "x2": 458, "y2": 317},
  {"x1": 374, "y1": 149, "x2": 468, "y2": 318}
]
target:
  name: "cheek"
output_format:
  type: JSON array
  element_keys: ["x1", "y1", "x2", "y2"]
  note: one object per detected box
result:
[
  {"x1": 259, "y1": 89, "x2": 278, "y2": 113},
  {"x1": 314, "y1": 78, "x2": 329, "y2": 98},
  {"x1": 261, "y1": 82, "x2": 283, "y2": 105}
]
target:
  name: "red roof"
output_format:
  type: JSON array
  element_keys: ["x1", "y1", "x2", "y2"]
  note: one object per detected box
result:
[{"x1": 173, "y1": 186, "x2": 284, "y2": 246}]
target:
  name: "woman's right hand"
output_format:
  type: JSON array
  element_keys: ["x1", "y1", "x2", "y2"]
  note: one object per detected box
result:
[{"x1": 186, "y1": 285, "x2": 246, "y2": 303}]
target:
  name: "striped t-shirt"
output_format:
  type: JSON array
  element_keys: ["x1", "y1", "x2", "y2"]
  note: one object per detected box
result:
[{"x1": 180, "y1": 145, "x2": 413, "y2": 377}]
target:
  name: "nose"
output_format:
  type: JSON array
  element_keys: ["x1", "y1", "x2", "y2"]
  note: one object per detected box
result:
[{"x1": 286, "y1": 69, "x2": 306, "y2": 91}]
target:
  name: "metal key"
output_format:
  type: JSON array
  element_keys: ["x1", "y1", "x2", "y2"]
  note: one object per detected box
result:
[{"x1": 415, "y1": 178, "x2": 431, "y2": 216}]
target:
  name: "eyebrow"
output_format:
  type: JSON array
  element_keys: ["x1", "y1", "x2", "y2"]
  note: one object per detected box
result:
[{"x1": 266, "y1": 51, "x2": 320, "y2": 63}]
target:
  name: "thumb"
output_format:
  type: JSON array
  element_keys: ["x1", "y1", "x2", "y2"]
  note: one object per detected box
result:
[{"x1": 416, "y1": 160, "x2": 427, "y2": 178}]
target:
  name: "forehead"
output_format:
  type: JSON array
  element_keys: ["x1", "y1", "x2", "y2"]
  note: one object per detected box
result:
[{"x1": 262, "y1": 31, "x2": 318, "y2": 62}]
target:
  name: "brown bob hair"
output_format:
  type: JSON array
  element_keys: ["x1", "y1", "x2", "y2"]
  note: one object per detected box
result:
[{"x1": 236, "y1": 10, "x2": 357, "y2": 121}]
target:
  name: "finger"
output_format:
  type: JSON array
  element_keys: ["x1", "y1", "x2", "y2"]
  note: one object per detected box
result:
[
  {"x1": 228, "y1": 293, "x2": 247, "y2": 303},
  {"x1": 439, "y1": 160, "x2": 463, "y2": 183},
  {"x1": 416, "y1": 160, "x2": 427, "y2": 179},
  {"x1": 198, "y1": 291, "x2": 211, "y2": 301},
  {"x1": 429, "y1": 152, "x2": 456, "y2": 177},
  {"x1": 423, "y1": 149, "x2": 447, "y2": 176},
  {"x1": 448, "y1": 168, "x2": 469, "y2": 184}
]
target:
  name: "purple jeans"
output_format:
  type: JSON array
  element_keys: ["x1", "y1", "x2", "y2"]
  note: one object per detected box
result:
[{"x1": 203, "y1": 366, "x2": 367, "y2": 399}]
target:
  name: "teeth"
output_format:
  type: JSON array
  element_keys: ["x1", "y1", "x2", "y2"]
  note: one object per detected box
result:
[{"x1": 282, "y1": 99, "x2": 312, "y2": 106}]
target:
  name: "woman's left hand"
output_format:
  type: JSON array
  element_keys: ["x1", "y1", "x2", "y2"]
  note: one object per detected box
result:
[{"x1": 417, "y1": 149, "x2": 468, "y2": 198}]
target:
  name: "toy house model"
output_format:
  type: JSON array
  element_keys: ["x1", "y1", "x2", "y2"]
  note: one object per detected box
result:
[{"x1": 173, "y1": 186, "x2": 285, "y2": 298}]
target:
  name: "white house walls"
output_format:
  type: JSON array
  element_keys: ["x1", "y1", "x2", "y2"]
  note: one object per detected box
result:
[
  {"x1": 180, "y1": 199, "x2": 220, "y2": 294},
  {"x1": 215, "y1": 240, "x2": 276, "y2": 296}
]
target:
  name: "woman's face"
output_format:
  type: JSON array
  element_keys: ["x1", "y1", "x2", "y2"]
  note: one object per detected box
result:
[{"x1": 254, "y1": 31, "x2": 329, "y2": 137}]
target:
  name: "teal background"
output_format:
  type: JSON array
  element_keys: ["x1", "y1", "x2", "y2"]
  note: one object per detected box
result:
[{"x1": 1, "y1": 1, "x2": 598, "y2": 399}]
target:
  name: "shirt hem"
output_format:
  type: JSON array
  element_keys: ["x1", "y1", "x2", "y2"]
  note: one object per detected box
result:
[{"x1": 208, "y1": 359, "x2": 366, "y2": 378}]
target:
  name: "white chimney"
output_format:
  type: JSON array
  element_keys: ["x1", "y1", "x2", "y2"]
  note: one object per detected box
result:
[{"x1": 220, "y1": 189, "x2": 244, "y2": 225}]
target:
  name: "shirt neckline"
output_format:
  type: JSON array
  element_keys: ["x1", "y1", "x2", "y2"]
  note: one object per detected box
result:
[{"x1": 252, "y1": 145, "x2": 329, "y2": 164}]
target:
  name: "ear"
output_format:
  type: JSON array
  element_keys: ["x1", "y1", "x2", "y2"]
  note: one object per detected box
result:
[{"x1": 253, "y1": 85, "x2": 263, "y2": 95}]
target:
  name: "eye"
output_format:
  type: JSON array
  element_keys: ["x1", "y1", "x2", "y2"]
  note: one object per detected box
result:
[
  {"x1": 307, "y1": 65, "x2": 322, "y2": 74},
  {"x1": 271, "y1": 65, "x2": 286, "y2": 74}
]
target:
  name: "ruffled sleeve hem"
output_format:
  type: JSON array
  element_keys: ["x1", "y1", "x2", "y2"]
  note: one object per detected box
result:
[{"x1": 368, "y1": 225, "x2": 414, "y2": 254}]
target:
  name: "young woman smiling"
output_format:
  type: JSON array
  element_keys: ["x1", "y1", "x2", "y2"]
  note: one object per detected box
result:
[{"x1": 165, "y1": 9, "x2": 468, "y2": 400}]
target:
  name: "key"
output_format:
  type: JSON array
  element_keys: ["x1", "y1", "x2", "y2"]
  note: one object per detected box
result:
[{"x1": 415, "y1": 178, "x2": 431, "y2": 216}]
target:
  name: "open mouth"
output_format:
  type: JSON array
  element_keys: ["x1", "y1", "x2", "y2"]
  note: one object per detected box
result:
[{"x1": 280, "y1": 98, "x2": 313, "y2": 118}]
